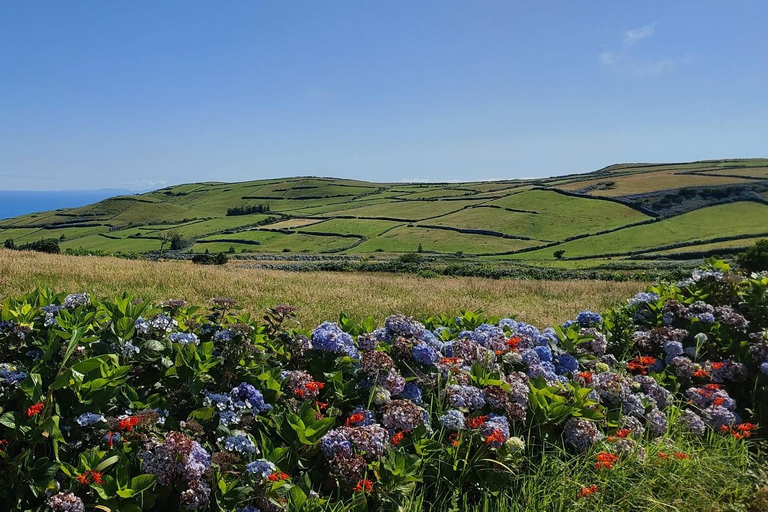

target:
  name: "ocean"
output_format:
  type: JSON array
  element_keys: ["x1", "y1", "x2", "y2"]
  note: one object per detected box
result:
[{"x1": 0, "y1": 190, "x2": 131, "y2": 221}]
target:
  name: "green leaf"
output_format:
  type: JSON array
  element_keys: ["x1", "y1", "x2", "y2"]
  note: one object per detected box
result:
[{"x1": 129, "y1": 474, "x2": 156, "y2": 493}]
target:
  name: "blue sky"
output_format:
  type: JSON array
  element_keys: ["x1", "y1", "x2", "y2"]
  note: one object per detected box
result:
[{"x1": 1, "y1": 1, "x2": 766, "y2": 191}]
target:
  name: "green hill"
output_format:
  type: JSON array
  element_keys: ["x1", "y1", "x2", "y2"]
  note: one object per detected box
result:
[{"x1": 2, "y1": 158, "x2": 767, "y2": 267}]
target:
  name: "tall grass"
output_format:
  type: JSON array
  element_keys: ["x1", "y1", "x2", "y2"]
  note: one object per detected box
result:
[{"x1": 0, "y1": 249, "x2": 644, "y2": 328}]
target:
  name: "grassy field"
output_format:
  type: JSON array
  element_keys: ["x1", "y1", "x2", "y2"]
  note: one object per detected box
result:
[
  {"x1": 508, "y1": 201, "x2": 768, "y2": 261},
  {"x1": 2, "y1": 158, "x2": 767, "y2": 269},
  {"x1": 0, "y1": 249, "x2": 645, "y2": 328}
]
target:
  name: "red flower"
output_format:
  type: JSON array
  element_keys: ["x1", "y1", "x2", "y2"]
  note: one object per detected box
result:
[
  {"x1": 27, "y1": 401, "x2": 44, "y2": 417},
  {"x1": 657, "y1": 451, "x2": 669, "y2": 459},
  {"x1": 616, "y1": 429, "x2": 631, "y2": 438},
  {"x1": 449, "y1": 433, "x2": 460, "y2": 447},
  {"x1": 704, "y1": 383, "x2": 720, "y2": 391},
  {"x1": 76, "y1": 470, "x2": 103, "y2": 485},
  {"x1": 736, "y1": 423, "x2": 757, "y2": 432},
  {"x1": 314, "y1": 401, "x2": 329, "y2": 410},
  {"x1": 294, "y1": 388, "x2": 305, "y2": 398},
  {"x1": 692, "y1": 369, "x2": 710, "y2": 379},
  {"x1": 578, "y1": 484, "x2": 599, "y2": 497},
  {"x1": 392, "y1": 431, "x2": 405, "y2": 445},
  {"x1": 441, "y1": 357, "x2": 462, "y2": 365},
  {"x1": 305, "y1": 381, "x2": 324, "y2": 392},
  {"x1": 595, "y1": 452, "x2": 618, "y2": 470},
  {"x1": 354, "y1": 479, "x2": 373, "y2": 492},
  {"x1": 268, "y1": 471, "x2": 289, "y2": 482},
  {"x1": 506, "y1": 337, "x2": 522, "y2": 349},
  {"x1": 713, "y1": 397, "x2": 725, "y2": 406},
  {"x1": 484, "y1": 429, "x2": 505, "y2": 445},
  {"x1": 710, "y1": 362, "x2": 724, "y2": 370},
  {"x1": 346, "y1": 413, "x2": 366, "y2": 427},
  {"x1": 467, "y1": 415, "x2": 487, "y2": 429},
  {"x1": 627, "y1": 356, "x2": 657, "y2": 375},
  {"x1": 674, "y1": 452, "x2": 688, "y2": 460},
  {"x1": 577, "y1": 372, "x2": 593, "y2": 384},
  {"x1": 720, "y1": 425, "x2": 730, "y2": 433},
  {"x1": 118, "y1": 416, "x2": 140, "y2": 432}
]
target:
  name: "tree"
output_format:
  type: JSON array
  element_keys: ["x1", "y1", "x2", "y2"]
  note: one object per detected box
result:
[
  {"x1": 737, "y1": 239, "x2": 768, "y2": 273},
  {"x1": 159, "y1": 229, "x2": 182, "y2": 256},
  {"x1": 554, "y1": 250, "x2": 565, "y2": 260},
  {"x1": 169, "y1": 231, "x2": 184, "y2": 250},
  {"x1": 417, "y1": 243, "x2": 424, "y2": 253},
  {"x1": 3, "y1": 239, "x2": 14, "y2": 250}
]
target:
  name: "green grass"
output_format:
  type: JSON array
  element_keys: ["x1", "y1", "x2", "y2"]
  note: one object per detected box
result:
[
  {"x1": 510, "y1": 201, "x2": 768, "y2": 260},
  {"x1": 3, "y1": 159, "x2": 767, "y2": 265},
  {"x1": 429, "y1": 190, "x2": 649, "y2": 241},
  {"x1": 300, "y1": 218, "x2": 404, "y2": 238},
  {"x1": 348, "y1": 226, "x2": 541, "y2": 254},
  {"x1": 195, "y1": 230, "x2": 358, "y2": 253},
  {"x1": 61, "y1": 234, "x2": 163, "y2": 253},
  {"x1": 337, "y1": 199, "x2": 484, "y2": 221}
]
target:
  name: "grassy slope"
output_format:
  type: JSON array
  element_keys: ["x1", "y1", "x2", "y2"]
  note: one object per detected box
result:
[
  {"x1": 507, "y1": 201, "x2": 768, "y2": 261},
  {"x1": 0, "y1": 249, "x2": 644, "y2": 328},
  {"x1": 1, "y1": 159, "x2": 767, "y2": 264}
]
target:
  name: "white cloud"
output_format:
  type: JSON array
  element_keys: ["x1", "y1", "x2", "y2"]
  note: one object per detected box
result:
[
  {"x1": 600, "y1": 51, "x2": 674, "y2": 77},
  {"x1": 600, "y1": 22, "x2": 674, "y2": 76},
  {"x1": 120, "y1": 179, "x2": 167, "y2": 191},
  {"x1": 624, "y1": 23, "x2": 656, "y2": 45}
]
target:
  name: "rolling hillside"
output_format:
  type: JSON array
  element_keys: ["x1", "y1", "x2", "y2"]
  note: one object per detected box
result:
[{"x1": 2, "y1": 158, "x2": 767, "y2": 268}]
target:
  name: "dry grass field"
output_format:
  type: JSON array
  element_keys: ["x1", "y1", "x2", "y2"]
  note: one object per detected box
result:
[{"x1": 0, "y1": 249, "x2": 645, "y2": 329}]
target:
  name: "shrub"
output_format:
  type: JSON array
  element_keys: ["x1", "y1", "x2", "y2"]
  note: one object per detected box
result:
[
  {"x1": 191, "y1": 252, "x2": 228, "y2": 265},
  {"x1": 737, "y1": 239, "x2": 768, "y2": 273}
]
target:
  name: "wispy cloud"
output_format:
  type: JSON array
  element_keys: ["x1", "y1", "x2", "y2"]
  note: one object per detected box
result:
[
  {"x1": 600, "y1": 22, "x2": 674, "y2": 77},
  {"x1": 600, "y1": 51, "x2": 674, "y2": 77},
  {"x1": 120, "y1": 179, "x2": 167, "y2": 191},
  {"x1": 624, "y1": 22, "x2": 656, "y2": 45}
]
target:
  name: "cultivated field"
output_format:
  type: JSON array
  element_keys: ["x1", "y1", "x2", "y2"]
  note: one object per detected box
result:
[
  {"x1": 0, "y1": 249, "x2": 644, "y2": 328},
  {"x1": 1, "y1": 158, "x2": 767, "y2": 268}
]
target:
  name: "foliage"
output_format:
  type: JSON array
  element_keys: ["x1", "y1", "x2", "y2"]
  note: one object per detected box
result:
[
  {"x1": 737, "y1": 238, "x2": 768, "y2": 273},
  {"x1": 0, "y1": 261, "x2": 764, "y2": 511},
  {"x1": 191, "y1": 253, "x2": 229, "y2": 265},
  {"x1": 226, "y1": 204, "x2": 271, "y2": 216}
]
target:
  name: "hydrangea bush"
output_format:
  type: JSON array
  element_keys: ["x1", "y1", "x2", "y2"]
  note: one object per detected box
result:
[{"x1": 0, "y1": 259, "x2": 764, "y2": 511}]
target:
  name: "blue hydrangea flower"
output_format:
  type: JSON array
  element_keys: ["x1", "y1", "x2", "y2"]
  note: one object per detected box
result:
[
  {"x1": 213, "y1": 329, "x2": 235, "y2": 342},
  {"x1": 320, "y1": 429, "x2": 353, "y2": 458},
  {"x1": 576, "y1": 310, "x2": 602, "y2": 327},
  {"x1": 246, "y1": 459, "x2": 276, "y2": 478},
  {"x1": 103, "y1": 432, "x2": 121, "y2": 446},
  {"x1": 169, "y1": 332, "x2": 199, "y2": 345},
  {"x1": 761, "y1": 361, "x2": 768, "y2": 376},
  {"x1": 533, "y1": 345, "x2": 553, "y2": 362},
  {"x1": 438, "y1": 409, "x2": 466, "y2": 430},
  {"x1": 498, "y1": 318, "x2": 518, "y2": 330},
  {"x1": 446, "y1": 385, "x2": 486, "y2": 410},
  {"x1": 224, "y1": 434, "x2": 257, "y2": 454},
  {"x1": 311, "y1": 321, "x2": 358, "y2": 357},
  {"x1": 628, "y1": 292, "x2": 660, "y2": 306},
  {"x1": 76, "y1": 412, "x2": 105, "y2": 427},
  {"x1": 0, "y1": 364, "x2": 27, "y2": 385},
  {"x1": 399, "y1": 383, "x2": 423, "y2": 404},
  {"x1": 412, "y1": 342, "x2": 439, "y2": 365},
  {"x1": 663, "y1": 340, "x2": 684, "y2": 357},
  {"x1": 554, "y1": 353, "x2": 579, "y2": 375}
]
